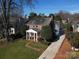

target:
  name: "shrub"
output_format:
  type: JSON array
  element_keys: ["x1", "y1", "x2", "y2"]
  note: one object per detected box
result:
[
  {"x1": 67, "y1": 32, "x2": 79, "y2": 48},
  {"x1": 69, "y1": 52, "x2": 79, "y2": 59},
  {"x1": 63, "y1": 23, "x2": 73, "y2": 34},
  {"x1": 40, "y1": 25, "x2": 52, "y2": 42}
]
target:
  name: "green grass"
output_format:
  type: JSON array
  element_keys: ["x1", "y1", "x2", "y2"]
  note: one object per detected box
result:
[
  {"x1": 69, "y1": 51, "x2": 79, "y2": 59},
  {"x1": 0, "y1": 40, "x2": 48, "y2": 59},
  {"x1": 28, "y1": 41, "x2": 47, "y2": 49}
]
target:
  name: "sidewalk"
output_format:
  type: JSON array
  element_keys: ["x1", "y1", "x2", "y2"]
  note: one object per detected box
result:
[
  {"x1": 54, "y1": 39, "x2": 71, "y2": 59},
  {"x1": 38, "y1": 35, "x2": 65, "y2": 59}
]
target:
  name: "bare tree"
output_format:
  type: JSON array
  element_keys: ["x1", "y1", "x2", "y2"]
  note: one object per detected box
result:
[{"x1": 0, "y1": 0, "x2": 35, "y2": 41}]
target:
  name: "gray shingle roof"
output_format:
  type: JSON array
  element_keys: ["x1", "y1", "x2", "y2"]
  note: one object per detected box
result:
[{"x1": 27, "y1": 17, "x2": 52, "y2": 26}]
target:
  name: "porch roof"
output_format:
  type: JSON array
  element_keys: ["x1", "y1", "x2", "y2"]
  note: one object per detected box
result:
[{"x1": 26, "y1": 29, "x2": 37, "y2": 33}]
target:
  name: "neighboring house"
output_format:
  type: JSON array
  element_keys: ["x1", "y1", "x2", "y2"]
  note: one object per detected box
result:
[
  {"x1": 73, "y1": 23, "x2": 79, "y2": 32},
  {"x1": 72, "y1": 20, "x2": 79, "y2": 32},
  {"x1": 62, "y1": 19, "x2": 68, "y2": 24},
  {"x1": 62, "y1": 18, "x2": 71, "y2": 24},
  {"x1": 0, "y1": 16, "x2": 26, "y2": 39},
  {"x1": 26, "y1": 17, "x2": 52, "y2": 42},
  {"x1": 9, "y1": 16, "x2": 26, "y2": 35},
  {"x1": 76, "y1": 23, "x2": 79, "y2": 32},
  {"x1": 54, "y1": 21, "x2": 60, "y2": 36}
]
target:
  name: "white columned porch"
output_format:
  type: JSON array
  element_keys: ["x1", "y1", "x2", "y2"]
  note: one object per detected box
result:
[{"x1": 26, "y1": 29, "x2": 38, "y2": 42}]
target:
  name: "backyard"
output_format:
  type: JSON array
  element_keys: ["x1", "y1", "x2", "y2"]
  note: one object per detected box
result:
[{"x1": 0, "y1": 39, "x2": 48, "y2": 59}]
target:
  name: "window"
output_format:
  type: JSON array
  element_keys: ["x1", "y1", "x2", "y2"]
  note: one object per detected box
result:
[
  {"x1": 10, "y1": 28, "x2": 15, "y2": 34},
  {"x1": 11, "y1": 30, "x2": 13, "y2": 33},
  {"x1": 36, "y1": 26, "x2": 38, "y2": 27},
  {"x1": 33, "y1": 26, "x2": 35, "y2": 27}
]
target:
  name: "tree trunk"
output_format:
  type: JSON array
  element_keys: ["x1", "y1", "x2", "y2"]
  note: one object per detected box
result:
[{"x1": 1, "y1": 0, "x2": 11, "y2": 41}]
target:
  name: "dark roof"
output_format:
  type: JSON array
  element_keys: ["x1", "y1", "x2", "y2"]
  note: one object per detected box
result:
[
  {"x1": 9, "y1": 16, "x2": 18, "y2": 23},
  {"x1": 27, "y1": 17, "x2": 52, "y2": 26},
  {"x1": 9, "y1": 16, "x2": 26, "y2": 23}
]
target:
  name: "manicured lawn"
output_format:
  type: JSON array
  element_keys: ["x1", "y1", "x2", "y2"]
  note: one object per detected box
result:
[
  {"x1": 27, "y1": 41, "x2": 47, "y2": 49},
  {"x1": 0, "y1": 40, "x2": 48, "y2": 59}
]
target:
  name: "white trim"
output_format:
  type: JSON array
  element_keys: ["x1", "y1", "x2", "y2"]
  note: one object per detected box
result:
[{"x1": 26, "y1": 29, "x2": 37, "y2": 33}]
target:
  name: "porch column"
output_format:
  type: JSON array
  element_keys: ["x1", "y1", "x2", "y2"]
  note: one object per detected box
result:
[
  {"x1": 35, "y1": 33, "x2": 38, "y2": 42},
  {"x1": 26, "y1": 32, "x2": 27, "y2": 40},
  {"x1": 34, "y1": 33, "x2": 35, "y2": 42},
  {"x1": 29, "y1": 32, "x2": 30, "y2": 40}
]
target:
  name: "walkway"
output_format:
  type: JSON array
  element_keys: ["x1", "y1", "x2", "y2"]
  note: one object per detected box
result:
[
  {"x1": 54, "y1": 39, "x2": 71, "y2": 59},
  {"x1": 38, "y1": 35, "x2": 65, "y2": 59}
]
